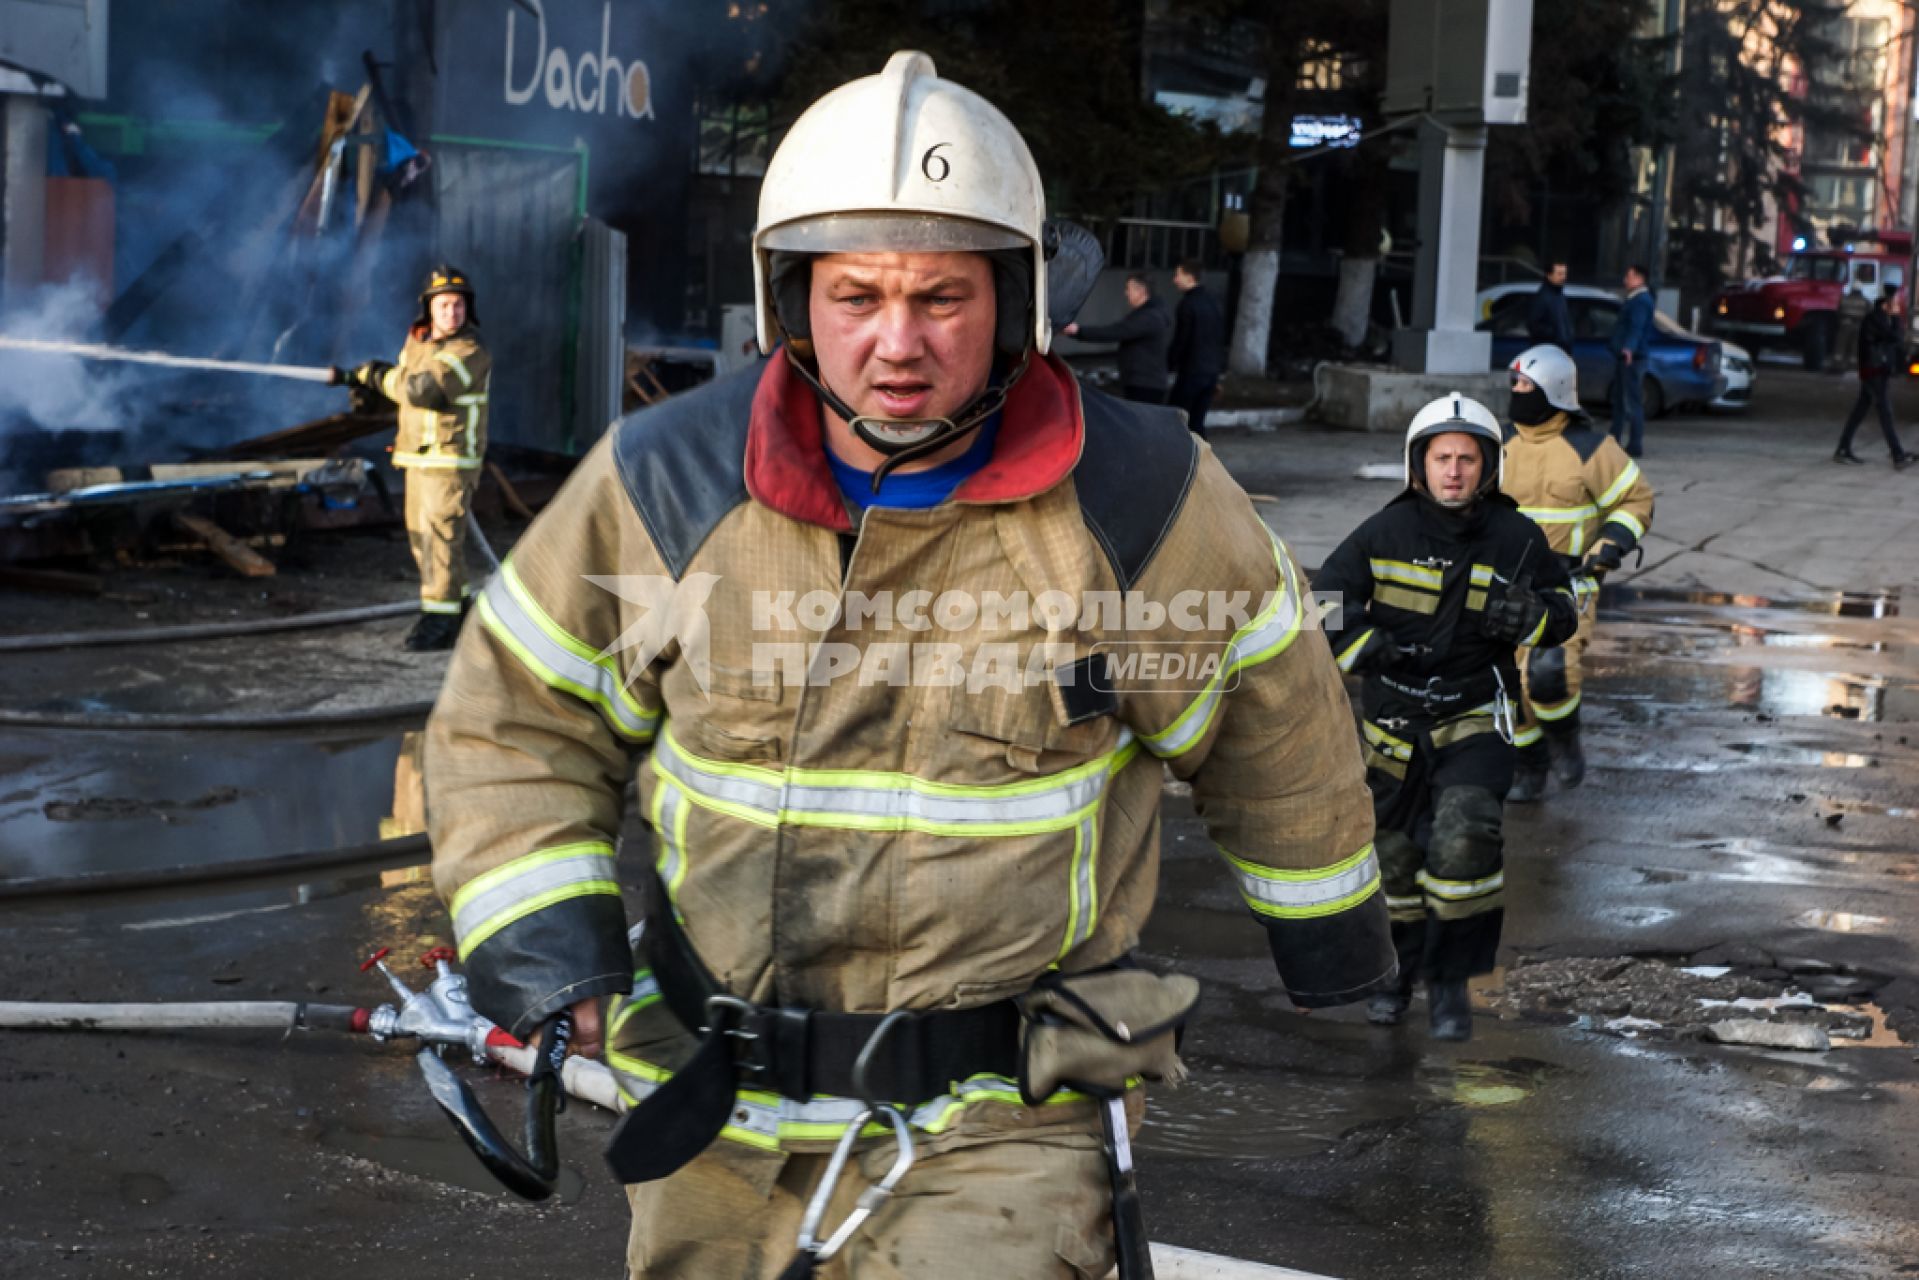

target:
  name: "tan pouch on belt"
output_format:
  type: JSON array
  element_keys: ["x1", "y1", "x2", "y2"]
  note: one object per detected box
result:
[{"x1": 1017, "y1": 969, "x2": 1201, "y2": 1104}]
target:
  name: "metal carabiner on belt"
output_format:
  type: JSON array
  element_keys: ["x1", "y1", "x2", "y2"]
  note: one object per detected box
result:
[
  {"x1": 785, "y1": 1011, "x2": 918, "y2": 1274},
  {"x1": 1490, "y1": 666, "x2": 1518, "y2": 745}
]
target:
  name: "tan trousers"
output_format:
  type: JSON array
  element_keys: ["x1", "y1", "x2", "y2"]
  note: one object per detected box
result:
[
  {"x1": 1518, "y1": 589, "x2": 1596, "y2": 737},
  {"x1": 623, "y1": 1108, "x2": 1121, "y2": 1280},
  {"x1": 403, "y1": 468, "x2": 479, "y2": 613}
]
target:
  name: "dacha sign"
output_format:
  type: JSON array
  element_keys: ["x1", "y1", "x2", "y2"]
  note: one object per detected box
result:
[{"x1": 504, "y1": 0, "x2": 654, "y2": 121}]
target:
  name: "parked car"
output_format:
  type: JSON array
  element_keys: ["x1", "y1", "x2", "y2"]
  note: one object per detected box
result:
[{"x1": 1476, "y1": 284, "x2": 1729, "y2": 417}]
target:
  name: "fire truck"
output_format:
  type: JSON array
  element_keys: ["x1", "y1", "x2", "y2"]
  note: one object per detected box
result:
[{"x1": 1709, "y1": 231, "x2": 1912, "y2": 370}]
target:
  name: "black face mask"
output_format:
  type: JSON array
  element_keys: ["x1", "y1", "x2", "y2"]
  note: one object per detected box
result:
[{"x1": 1509, "y1": 387, "x2": 1553, "y2": 426}]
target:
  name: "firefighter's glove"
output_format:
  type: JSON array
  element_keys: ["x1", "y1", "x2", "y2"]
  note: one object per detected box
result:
[
  {"x1": 1016, "y1": 969, "x2": 1199, "y2": 1105},
  {"x1": 348, "y1": 360, "x2": 394, "y2": 391},
  {"x1": 1481, "y1": 583, "x2": 1550, "y2": 645},
  {"x1": 1583, "y1": 542, "x2": 1625, "y2": 578}
]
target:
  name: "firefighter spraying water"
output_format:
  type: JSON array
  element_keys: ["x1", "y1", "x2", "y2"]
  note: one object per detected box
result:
[{"x1": 0, "y1": 335, "x2": 339, "y2": 383}]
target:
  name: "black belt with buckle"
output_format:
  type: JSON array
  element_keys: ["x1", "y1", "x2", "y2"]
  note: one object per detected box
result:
[{"x1": 603, "y1": 867, "x2": 1022, "y2": 1184}]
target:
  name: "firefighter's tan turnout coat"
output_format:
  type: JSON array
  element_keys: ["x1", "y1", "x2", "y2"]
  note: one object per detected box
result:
[{"x1": 424, "y1": 352, "x2": 1394, "y2": 1160}]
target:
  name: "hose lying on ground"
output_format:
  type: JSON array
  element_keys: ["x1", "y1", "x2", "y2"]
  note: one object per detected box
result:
[
  {"x1": 0, "y1": 833, "x2": 429, "y2": 901},
  {"x1": 0, "y1": 998, "x2": 1329, "y2": 1280},
  {"x1": 0, "y1": 701, "x2": 434, "y2": 732},
  {"x1": 0, "y1": 601, "x2": 419, "y2": 653}
]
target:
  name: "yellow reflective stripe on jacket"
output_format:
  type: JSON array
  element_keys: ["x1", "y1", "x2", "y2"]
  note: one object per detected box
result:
[
  {"x1": 1416, "y1": 868, "x2": 1504, "y2": 900},
  {"x1": 649, "y1": 777, "x2": 692, "y2": 899},
  {"x1": 1374, "y1": 583, "x2": 1438, "y2": 615},
  {"x1": 1523, "y1": 609, "x2": 1549, "y2": 648},
  {"x1": 450, "y1": 841, "x2": 620, "y2": 958},
  {"x1": 1597, "y1": 460, "x2": 1641, "y2": 510},
  {"x1": 393, "y1": 451, "x2": 484, "y2": 470},
  {"x1": 1513, "y1": 723, "x2": 1542, "y2": 747},
  {"x1": 602, "y1": 1051, "x2": 1095, "y2": 1149},
  {"x1": 380, "y1": 366, "x2": 404, "y2": 401},
  {"x1": 1335, "y1": 626, "x2": 1375, "y2": 673},
  {"x1": 1518, "y1": 503, "x2": 1599, "y2": 524},
  {"x1": 1369, "y1": 558, "x2": 1443, "y2": 590},
  {"x1": 436, "y1": 349, "x2": 476, "y2": 389},
  {"x1": 1607, "y1": 509, "x2": 1647, "y2": 540},
  {"x1": 1362, "y1": 719, "x2": 1412, "y2": 761},
  {"x1": 1219, "y1": 842, "x2": 1380, "y2": 920},
  {"x1": 651, "y1": 722, "x2": 1138, "y2": 838},
  {"x1": 1058, "y1": 815, "x2": 1101, "y2": 957},
  {"x1": 1470, "y1": 564, "x2": 1495, "y2": 587},
  {"x1": 1141, "y1": 535, "x2": 1305, "y2": 758},
  {"x1": 477, "y1": 558, "x2": 661, "y2": 742}
]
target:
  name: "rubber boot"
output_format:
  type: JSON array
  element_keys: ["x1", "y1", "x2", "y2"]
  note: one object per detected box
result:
[
  {"x1": 1544, "y1": 712, "x2": 1586, "y2": 789},
  {"x1": 1508, "y1": 741, "x2": 1550, "y2": 805},
  {"x1": 1428, "y1": 979, "x2": 1473, "y2": 1042},
  {"x1": 404, "y1": 612, "x2": 462, "y2": 652},
  {"x1": 1369, "y1": 917, "x2": 1424, "y2": 1024}
]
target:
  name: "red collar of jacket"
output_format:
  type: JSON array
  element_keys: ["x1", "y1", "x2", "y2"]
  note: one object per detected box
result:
[{"x1": 744, "y1": 351, "x2": 1085, "y2": 533}]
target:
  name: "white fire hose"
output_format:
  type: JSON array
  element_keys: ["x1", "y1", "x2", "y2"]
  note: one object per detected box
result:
[{"x1": 0, "y1": 954, "x2": 1334, "y2": 1280}]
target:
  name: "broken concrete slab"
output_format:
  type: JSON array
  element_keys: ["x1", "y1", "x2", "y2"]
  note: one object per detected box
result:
[{"x1": 1706, "y1": 1019, "x2": 1832, "y2": 1052}]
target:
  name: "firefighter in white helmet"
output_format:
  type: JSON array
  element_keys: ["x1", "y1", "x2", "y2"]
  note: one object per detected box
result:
[
  {"x1": 1501, "y1": 344, "x2": 1656, "y2": 803},
  {"x1": 423, "y1": 51, "x2": 1394, "y2": 1276},
  {"x1": 1313, "y1": 393, "x2": 1579, "y2": 1038}
]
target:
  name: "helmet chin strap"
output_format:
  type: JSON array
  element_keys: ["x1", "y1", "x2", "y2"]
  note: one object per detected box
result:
[{"x1": 783, "y1": 347, "x2": 1030, "y2": 493}]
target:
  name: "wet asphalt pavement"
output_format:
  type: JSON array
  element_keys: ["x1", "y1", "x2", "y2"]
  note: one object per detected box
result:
[{"x1": 1, "y1": 368, "x2": 1915, "y2": 1278}]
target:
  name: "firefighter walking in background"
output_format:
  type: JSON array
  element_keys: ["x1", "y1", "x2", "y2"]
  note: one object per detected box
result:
[
  {"x1": 333, "y1": 266, "x2": 492, "y2": 651},
  {"x1": 423, "y1": 52, "x2": 1393, "y2": 1278},
  {"x1": 1315, "y1": 394, "x2": 1579, "y2": 1039},
  {"x1": 1501, "y1": 344, "x2": 1656, "y2": 803}
]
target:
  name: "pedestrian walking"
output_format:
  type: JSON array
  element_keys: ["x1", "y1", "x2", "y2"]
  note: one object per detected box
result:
[
  {"x1": 1167, "y1": 259, "x2": 1225, "y2": 437},
  {"x1": 1064, "y1": 273, "x2": 1172, "y2": 403},
  {"x1": 1834, "y1": 285, "x2": 1871, "y2": 374},
  {"x1": 1314, "y1": 393, "x2": 1579, "y2": 1041},
  {"x1": 1609, "y1": 264, "x2": 1654, "y2": 457},
  {"x1": 1835, "y1": 289, "x2": 1917, "y2": 470},
  {"x1": 1527, "y1": 260, "x2": 1574, "y2": 354}
]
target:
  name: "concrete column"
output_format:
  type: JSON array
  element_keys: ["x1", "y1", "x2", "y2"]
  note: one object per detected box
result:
[
  {"x1": 1392, "y1": 118, "x2": 1491, "y2": 373},
  {"x1": 1, "y1": 93, "x2": 50, "y2": 306}
]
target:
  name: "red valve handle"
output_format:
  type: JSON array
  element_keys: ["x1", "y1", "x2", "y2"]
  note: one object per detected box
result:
[
  {"x1": 420, "y1": 945, "x2": 458, "y2": 968},
  {"x1": 359, "y1": 947, "x2": 391, "y2": 973}
]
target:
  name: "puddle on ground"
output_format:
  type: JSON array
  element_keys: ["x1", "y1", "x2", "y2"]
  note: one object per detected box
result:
[
  {"x1": 316, "y1": 1123, "x2": 587, "y2": 1201},
  {"x1": 1605, "y1": 585, "x2": 1901, "y2": 619},
  {"x1": 1138, "y1": 1057, "x2": 1547, "y2": 1159},
  {"x1": 0, "y1": 727, "x2": 415, "y2": 888}
]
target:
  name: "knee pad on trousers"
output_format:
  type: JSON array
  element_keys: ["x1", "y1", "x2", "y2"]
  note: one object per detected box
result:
[
  {"x1": 1375, "y1": 828, "x2": 1424, "y2": 895},
  {"x1": 1428, "y1": 786, "x2": 1504, "y2": 882},
  {"x1": 1527, "y1": 645, "x2": 1570, "y2": 705}
]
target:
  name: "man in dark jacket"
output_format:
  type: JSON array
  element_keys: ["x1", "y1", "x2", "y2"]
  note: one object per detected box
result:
[
  {"x1": 1168, "y1": 258, "x2": 1226, "y2": 436},
  {"x1": 1526, "y1": 261, "x2": 1574, "y2": 353},
  {"x1": 1609, "y1": 263, "x2": 1655, "y2": 458},
  {"x1": 1835, "y1": 290, "x2": 1917, "y2": 469},
  {"x1": 1314, "y1": 393, "x2": 1580, "y2": 1040},
  {"x1": 1065, "y1": 273, "x2": 1172, "y2": 403}
]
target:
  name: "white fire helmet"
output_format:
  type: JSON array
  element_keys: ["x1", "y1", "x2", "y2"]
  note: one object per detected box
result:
[
  {"x1": 1403, "y1": 392, "x2": 1505, "y2": 493},
  {"x1": 750, "y1": 51, "x2": 1049, "y2": 359},
  {"x1": 1510, "y1": 343, "x2": 1580, "y2": 414}
]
